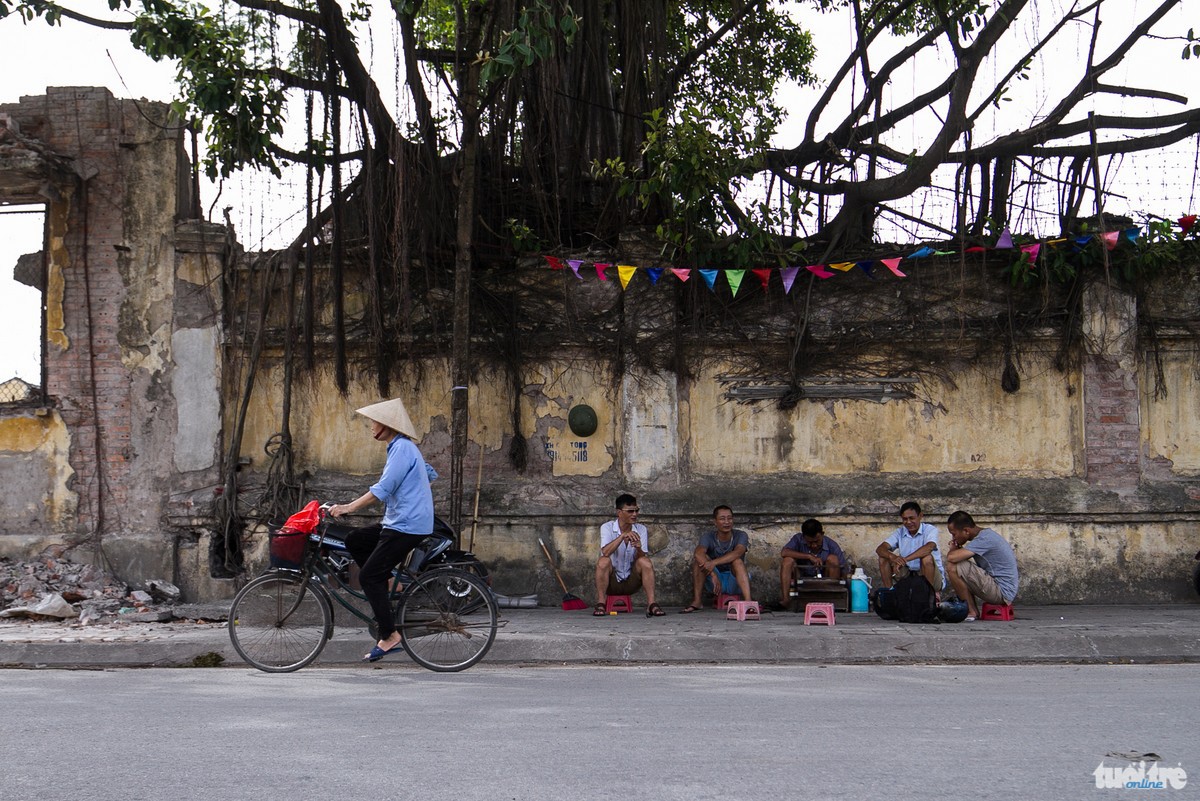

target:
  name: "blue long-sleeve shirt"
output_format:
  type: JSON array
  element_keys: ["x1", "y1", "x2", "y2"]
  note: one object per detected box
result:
[{"x1": 369, "y1": 435, "x2": 434, "y2": 535}]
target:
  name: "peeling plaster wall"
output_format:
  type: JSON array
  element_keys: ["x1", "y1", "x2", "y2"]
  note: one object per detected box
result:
[
  {"x1": 0, "y1": 411, "x2": 77, "y2": 553},
  {"x1": 0, "y1": 89, "x2": 227, "y2": 599},
  {"x1": 230, "y1": 338, "x2": 1195, "y2": 605}
]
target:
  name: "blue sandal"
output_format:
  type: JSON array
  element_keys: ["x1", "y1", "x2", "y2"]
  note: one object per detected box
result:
[{"x1": 363, "y1": 642, "x2": 403, "y2": 662}]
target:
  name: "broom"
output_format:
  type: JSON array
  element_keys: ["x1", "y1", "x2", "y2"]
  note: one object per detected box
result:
[{"x1": 538, "y1": 538, "x2": 589, "y2": 611}]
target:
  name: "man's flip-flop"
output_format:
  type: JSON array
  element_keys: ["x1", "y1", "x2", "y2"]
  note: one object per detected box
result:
[
  {"x1": 678, "y1": 605, "x2": 702, "y2": 614},
  {"x1": 646, "y1": 603, "x2": 666, "y2": 617},
  {"x1": 363, "y1": 643, "x2": 403, "y2": 662}
]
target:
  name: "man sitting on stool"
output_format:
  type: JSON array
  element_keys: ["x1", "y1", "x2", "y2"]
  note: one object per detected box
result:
[
  {"x1": 944, "y1": 510, "x2": 1019, "y2": 621},
  {"x1": 875, "y1": 501, "x2": 945, "y2": 598},
  {"x1": 680, "y1": 505, "x2": 752, "y2": 613},
  {"x1": 769, "y1": 518, "x2": 846, "y2": 611}
]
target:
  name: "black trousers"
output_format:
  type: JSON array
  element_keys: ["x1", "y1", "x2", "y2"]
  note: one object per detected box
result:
[{"x1": 344, "y1": 523, "x2": 426, "y2": 640}]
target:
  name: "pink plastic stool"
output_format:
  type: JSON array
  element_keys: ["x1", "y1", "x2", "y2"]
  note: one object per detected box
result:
[
  {"x1": 605, "y1": 595, "x2": 633, "y2": 614},
  {"x1": 981, "y1": 603, "x2": 1015, "y2": 621},
  {"x1": 804, "y1": 602, "x2": 836, "y2": 626},
  {"x1": 716, "y1": 592, "x2": 742, "y2": 610},
  {"x1": 725, "y1": 600, "x2": 761, "y2": 621}
]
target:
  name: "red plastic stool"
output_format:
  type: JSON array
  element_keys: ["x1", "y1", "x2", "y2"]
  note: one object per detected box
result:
[
  {"x1": 716, "y1": 592, "x2": 742, "y2": 610},
  {"x1": 804, "y1": 602, "x2": 836, "y2": 626},
  {"x1": 981, "y1": 603, "x2": 1015, "y2": 621},
  {"x1": 726, "y1": 600, "x2": 761, "y2": 621},
  {"x1": 605, "y1": 595, "x2": 633, "y2": 614}
]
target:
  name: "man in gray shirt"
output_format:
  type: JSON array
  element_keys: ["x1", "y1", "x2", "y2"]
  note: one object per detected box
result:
[{"x1": 945, "y1": 510, "x2": 1019, "y2": 621}]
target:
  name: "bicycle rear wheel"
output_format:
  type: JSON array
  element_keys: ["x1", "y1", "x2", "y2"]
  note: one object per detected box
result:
[
  {"x1": 229, "y1": 572, "x2": 333, "y2": 673},
  {"x1": 397, "y1": 568, "x2": 498, "y2": 672}
]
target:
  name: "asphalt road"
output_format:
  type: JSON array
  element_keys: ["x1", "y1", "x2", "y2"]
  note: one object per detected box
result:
[{"x1": 5, "y1": 664, "x2": 1195, "y2": 800}]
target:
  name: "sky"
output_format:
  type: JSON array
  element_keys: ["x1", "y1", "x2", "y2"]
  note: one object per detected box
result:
[{"x1": 0, "y1": 1, "x2": 1196, "y2": 383}]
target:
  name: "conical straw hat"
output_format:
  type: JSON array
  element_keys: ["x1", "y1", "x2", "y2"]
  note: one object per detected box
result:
[{"x1": 355, "y1": 397, "x2": 417, "y2": 439}]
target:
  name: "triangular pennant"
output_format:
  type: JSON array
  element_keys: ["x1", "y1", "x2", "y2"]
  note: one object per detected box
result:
[
  {"x1": 933, "y1": 249, "x2": 955, "y2": 256},
  {"x1": 1179, "y1": 214, "x2": 1197, "y2": 235},
  {"x1": 964, "y1": 246, "x2": 987, "y2": 253},
  {"x1": 751, "y1": 268, "x2": 772, "y2": 290},
  {"x1": 646, "y1": 267, "x2": 664, "y2": 286},
  {"x1": 856, "y1": 261, "x2": 876, "y2": 279},
  {"x1": 995, "y1": 228, "x2": 1014, "y2": 249},
  {"x1": 908, "y1": 246, "x2": 935, "y2": 259},
  {"x1": 671, "y1": 268, "x2": 691, "y2": 282},
  {"x1": 806, "y1": 264, "x2": 835, "y2": 279},
  {"x1": 699, "y1": 269, "x2": 719, "y2": 291},
  {"x1": 1072, "y1": 236, "x2": 1092, "y2": 251},
  {"x1": 1102, "y1": 231, "x2": 1120, "y2": 250},
  {"x1": 545, "y1": 255, "x2": 564, "y2": 270},
  {"x1": 780, "y1": 266, "x2": 800, "y2": 293},
  {"x1": 1019, "y1": 243, "x2": 1040, "y2": 263},
  {"x1": 1046, "y1": 238, "x2": 1068, "y2": 246},
  {"x1": 617, "y1": 264, "x2": 637, "y2": 289},
  {"x1": 726, "y1": 269, "x2": 746, "y2": 296},
  {"x1": 881, "y1": 257, "x2": 906, "y2": 277},
  {"x1": 594, "y1": 262, "x2": 610, "y2": 281},
  {"x1": 567, "y1": 259, "x2": 584, "y2": 280},
  {"x1": 829, "y1": 261, "x2": 855, "y2": 272},
  {"x1": 1123, "y1": 227, "x2": 1140, "y2": 244}
]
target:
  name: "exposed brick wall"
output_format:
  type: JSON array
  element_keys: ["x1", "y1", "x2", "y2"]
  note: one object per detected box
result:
[
  {"x1": 1082, "y1": 354, "x2": 1141, "y2": 487},
  {"x1": 4, "y1": 88, "x2": 169, "y2": 536}
]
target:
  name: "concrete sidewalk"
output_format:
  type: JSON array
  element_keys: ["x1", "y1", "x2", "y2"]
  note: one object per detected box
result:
[{"x1": 0, "y1": 604, "x2": 1197, "y2": 669}]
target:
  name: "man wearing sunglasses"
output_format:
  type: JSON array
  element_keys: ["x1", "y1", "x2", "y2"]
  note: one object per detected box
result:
[{"x1": 595, "y1": 493, "x2": 663, "y2": 617}]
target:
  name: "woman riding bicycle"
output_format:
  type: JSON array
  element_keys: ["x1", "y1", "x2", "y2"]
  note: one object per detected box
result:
[{"x1": 327, "y1": 397, "x2": 434, "y2": 662}]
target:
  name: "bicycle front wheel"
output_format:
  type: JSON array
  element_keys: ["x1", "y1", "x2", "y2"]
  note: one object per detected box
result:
[
  {"x1": 397, "y1": 569, "x2": 498, "y2": 672},
  {"x1": 229, "y1": 572, "x2": 333, "y2": 673}
]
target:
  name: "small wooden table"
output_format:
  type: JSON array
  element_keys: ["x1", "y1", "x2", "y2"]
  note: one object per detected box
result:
[{"x1": 789, "y1": 576, "x2": 850, "y2": 613}]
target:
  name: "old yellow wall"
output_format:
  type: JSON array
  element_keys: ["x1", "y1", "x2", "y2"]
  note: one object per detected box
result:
[
  {"x1": 1141, "y1": 348, "x2": 1200, "y2": 475},
  {"x1": 686, "y1": 358, "x2": 1082, "y2": 476},
  {"x1": 236, "y1": 358, "x2": 618, "y2": 477},
  {"x1": 0, "y1": 411, "x2": 77, "y2": 540}
]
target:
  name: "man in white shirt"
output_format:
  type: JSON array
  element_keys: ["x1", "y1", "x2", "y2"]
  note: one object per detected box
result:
[
  {"x1": 594, "y1": 493, "x2": 663, "y2": 617},
  {"x1": 875, "y1": 501, "x2": 945, "y2": 595}
]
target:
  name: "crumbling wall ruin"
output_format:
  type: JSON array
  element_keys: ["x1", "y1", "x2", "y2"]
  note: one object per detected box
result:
[{"x1": 0, "y1": 88, "x2": 229, "y2": 602}]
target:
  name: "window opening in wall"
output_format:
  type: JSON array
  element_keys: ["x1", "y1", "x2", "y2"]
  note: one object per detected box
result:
[{"x1": 0, "y1": 204, "x2": 46, "y2": 405}]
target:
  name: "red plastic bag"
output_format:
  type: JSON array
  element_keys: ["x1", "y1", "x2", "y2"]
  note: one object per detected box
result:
[{"x1": 281, "y1": 500, "x2": 322, "y2": 534}]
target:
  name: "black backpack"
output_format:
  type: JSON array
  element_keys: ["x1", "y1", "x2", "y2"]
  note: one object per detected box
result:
[{"x1": 877, "y1": 573, "x2": 939, "y2": 624}]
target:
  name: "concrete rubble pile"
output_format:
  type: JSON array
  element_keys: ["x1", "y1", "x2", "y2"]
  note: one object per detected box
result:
[{"x1": 0, "y1": 556, "x2": 189, "y2": 625}]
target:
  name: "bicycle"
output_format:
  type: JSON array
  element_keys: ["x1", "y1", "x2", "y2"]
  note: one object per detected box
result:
[{"x1": 228, "y1": 504, "x2": 499, "y2": 673}]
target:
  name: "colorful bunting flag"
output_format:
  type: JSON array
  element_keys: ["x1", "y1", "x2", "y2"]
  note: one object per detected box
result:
[
  {"x1": 617, "y1": 264, "x2": 637, "y2": 289},
  {"x1": 541, "y1": 218, "x2": 1187, "y2": 294},
  {"x1": 726, "y1": 269, "x2": 746, "y2": 296},
  {"x1": 780, "y1": 266, "x2": 800, "y2": 293},
  {"x1": 806, "y1": 264, "x2": 835, "y2": 279}
]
